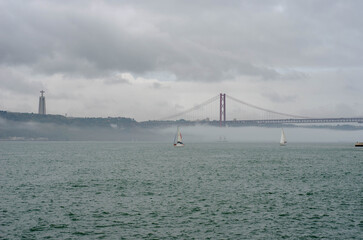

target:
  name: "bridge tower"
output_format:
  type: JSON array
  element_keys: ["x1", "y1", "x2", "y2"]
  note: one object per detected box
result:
[{"x1": 220, "y1": 93, "x2": 226, "y2": 127}]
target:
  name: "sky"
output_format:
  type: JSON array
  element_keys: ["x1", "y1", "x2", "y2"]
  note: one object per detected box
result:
[{"x1": 1, "y1": 0, "x2": 363, "y2": 121}]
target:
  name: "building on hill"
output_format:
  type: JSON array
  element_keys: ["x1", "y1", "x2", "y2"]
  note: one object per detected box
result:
[{"x1": 38, "y1": 90, "x2": 46, "y2": 115}]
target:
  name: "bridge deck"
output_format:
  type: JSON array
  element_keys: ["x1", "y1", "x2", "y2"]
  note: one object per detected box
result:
[
  {"x1": 141, "y1": 118, "x2": 363, "y2": 127},
  {"x1": 228, "y1": 118, "x2": 363, "y2": 125}
]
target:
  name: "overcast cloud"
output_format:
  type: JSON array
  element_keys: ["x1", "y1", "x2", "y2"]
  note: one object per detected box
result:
[{"x1": 0, "y1": 0, "x2": 363, "y2": 120}]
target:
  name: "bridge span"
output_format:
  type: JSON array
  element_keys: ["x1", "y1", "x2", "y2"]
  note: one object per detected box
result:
[
  {"x1": 227, "y1": 117, "x2": 363, "y2": 126},
  {"x1": 141, "y1": 117, "x2": 363, "y2": 128},
  {"x1": 158, "y1": 93, "x2": 363, "y2": 127}
]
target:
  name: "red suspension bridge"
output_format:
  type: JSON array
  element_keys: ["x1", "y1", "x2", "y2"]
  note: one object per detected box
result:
[{"x1": 151, "y1": 93, "x2": 363, "y2": 127}]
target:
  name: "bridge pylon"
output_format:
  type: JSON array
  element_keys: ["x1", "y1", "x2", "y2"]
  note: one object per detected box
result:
[{"x1": 220, "y1": 93, "x2": 226, "y2": 127}]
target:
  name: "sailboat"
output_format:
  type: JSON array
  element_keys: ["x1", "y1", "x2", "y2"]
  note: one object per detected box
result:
[
  {"x1": 280, "y1": 128, "x2": 287, "y2": 146},
  {"x1": 173, "y1": 127, "x2": 184, "y2": 147}
]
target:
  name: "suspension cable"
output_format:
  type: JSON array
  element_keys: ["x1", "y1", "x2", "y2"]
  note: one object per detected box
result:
[
  {"x1": 228, "y1": 95, "x2": 312, "y2": 119},
  {"x1": 159, "y1": 95, "x2": 220, "y2": 120}
]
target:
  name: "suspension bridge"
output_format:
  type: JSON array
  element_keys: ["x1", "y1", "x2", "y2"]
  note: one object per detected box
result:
[{"x1": 143, "y1": 93, "x2": 363, "y2": 127}]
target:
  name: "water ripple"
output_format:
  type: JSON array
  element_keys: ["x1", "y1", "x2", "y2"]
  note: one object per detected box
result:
[{"x1": 0, "y1": 142, "x2": 362, "y2": 239}]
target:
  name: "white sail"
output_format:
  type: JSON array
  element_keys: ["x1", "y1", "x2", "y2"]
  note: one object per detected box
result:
[
  {"x1": 174, "y1": 127, "x2": 184, "y2": 147},
  {"x1": 280, "y1": 129, "x2": 287, "y2": 146},
  {"x1": 177, "y1": 128, "x2": 182, "y2": 142}
]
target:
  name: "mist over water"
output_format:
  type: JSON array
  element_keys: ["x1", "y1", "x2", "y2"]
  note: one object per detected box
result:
[
  {"x1": 1, "y1": 117, "x2": 362, "y2": 143},
  {"x1": 162, "y1": 126, "x2": 363, "y2": 143}
]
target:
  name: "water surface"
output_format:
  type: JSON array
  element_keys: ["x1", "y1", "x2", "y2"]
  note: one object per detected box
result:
[{"x1": 0, "y1": 142, "x2": 362, "y2": 239}]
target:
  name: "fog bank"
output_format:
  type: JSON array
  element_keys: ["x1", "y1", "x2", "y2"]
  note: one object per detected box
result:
[
  {"x1": 1, "y1": 117, "x2": 362, "y2": 143},
  {"x1": 161, "y1": 126, "x2": 363, "y2": 143}
]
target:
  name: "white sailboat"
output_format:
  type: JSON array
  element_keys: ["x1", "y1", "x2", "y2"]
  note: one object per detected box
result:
[
  {"x1": 280, "y1": 128, "x2": 287, "y2": 146},
  {"x1": 174, "y1": 127, "x2": 184, "y2": 147}
]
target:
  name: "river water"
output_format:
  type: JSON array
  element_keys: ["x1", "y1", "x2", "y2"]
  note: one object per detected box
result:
[{"x1": 1, "y1": 141, "x2": 362, "y2": 239}]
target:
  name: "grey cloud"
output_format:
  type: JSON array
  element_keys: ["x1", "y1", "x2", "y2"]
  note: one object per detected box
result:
[
  {"x1": 1, "y1": 0, "x2": 363, "y2": 82},
  {"x1": 263, "y1": 91, "x2": 297, "y2": 103},
  {"x1": 104, "y1": 76, "x2": 131, "y2": 85},
  {"x1": 174, "y1": 104, "x2": 184, "y2": 110},
  {"x1": 274, "y1": 69, "x2": 309, "y2": 81},
  {"x1": 152, "y1": 82, "x2": 162, "y2": 89},
  {"x1": 0, "y1": 1, "x2": 167, "y2": 77},
  {"x1": 0, "y1": 67, "x2": 43, "y2": 94}
]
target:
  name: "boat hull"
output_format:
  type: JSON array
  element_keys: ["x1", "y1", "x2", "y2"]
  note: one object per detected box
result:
[
  {"x1": 355, "y1": 142, "x2": 363, "y2": 147},
  {"x1": 174, "y1": 143, "x2": 184, "y2": 147}
]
